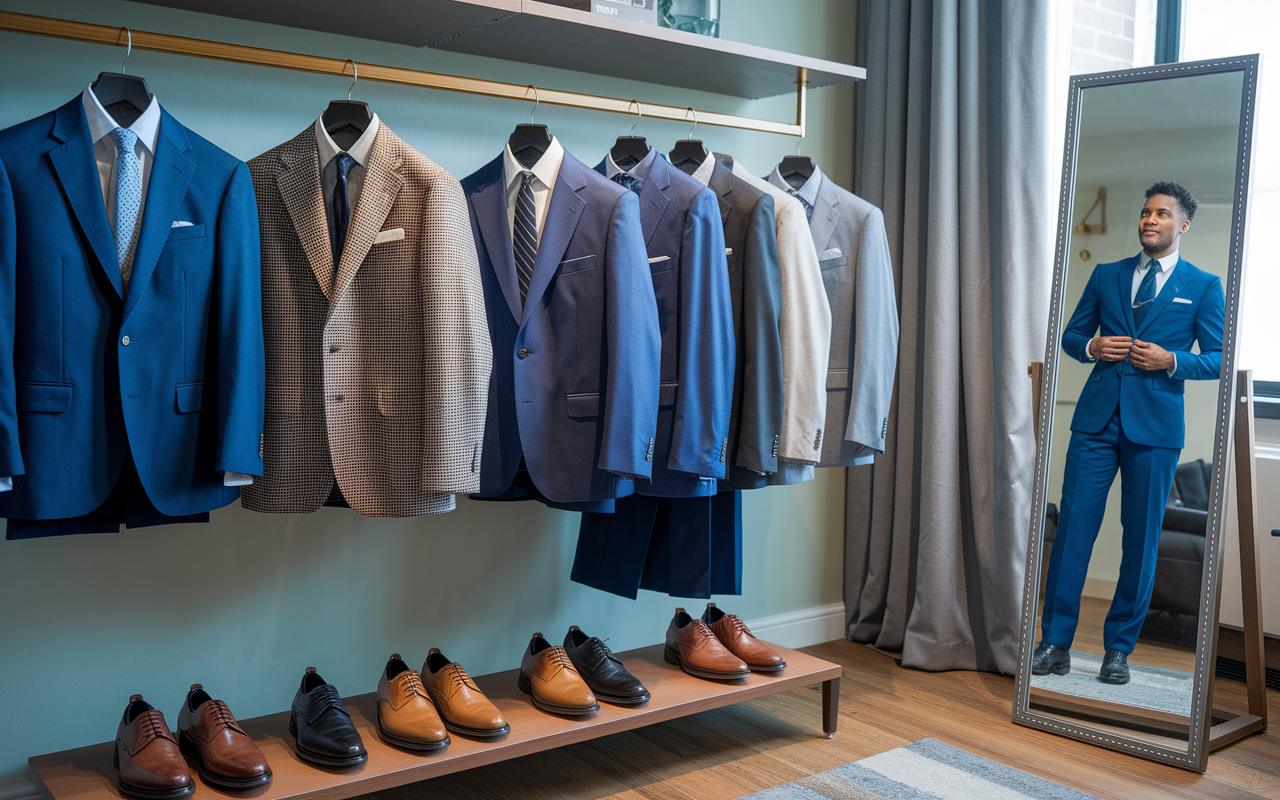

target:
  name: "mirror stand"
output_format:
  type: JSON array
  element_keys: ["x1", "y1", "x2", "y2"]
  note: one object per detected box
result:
[{"x1": 1025, "y1": 364, "x2": 1267, "y2": 757}]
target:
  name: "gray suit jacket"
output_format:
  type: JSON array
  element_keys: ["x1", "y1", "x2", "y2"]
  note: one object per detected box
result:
[{"x1": 768, "y1": 166, "x2": 898, "y2": 466}]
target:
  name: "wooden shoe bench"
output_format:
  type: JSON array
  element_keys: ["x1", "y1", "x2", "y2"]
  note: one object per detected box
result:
[{"x1": 29, "y1": 642, "x2": 841, "y2": 800}]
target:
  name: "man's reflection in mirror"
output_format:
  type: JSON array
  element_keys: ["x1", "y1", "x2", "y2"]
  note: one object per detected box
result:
[{"x1": 1034, "y1": 182, "x2": 1226, "y2": 685}]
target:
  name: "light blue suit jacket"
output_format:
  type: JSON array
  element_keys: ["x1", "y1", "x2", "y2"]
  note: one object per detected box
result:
[
  {"x1": 1062, "y1": 254, "x2": 1225, "y2": 450},
  {"x1": 0, "y1": 97, "x2": 265, "y2": 519},
  {"x1": 463, "y1": 150, "x2": 661, "y2": 503}
]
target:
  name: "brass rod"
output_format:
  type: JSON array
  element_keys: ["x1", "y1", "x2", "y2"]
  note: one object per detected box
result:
[
  {"x1": 0, "y1": 10, "x2": 805, "y2": 137},
  {"x1": 796, "y1": 66, "x2": 808, "y2": 137}
]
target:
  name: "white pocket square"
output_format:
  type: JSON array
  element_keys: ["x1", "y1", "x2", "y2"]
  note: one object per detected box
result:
[
  {"x1": 725, "y1": 248, "x2": 733, "y2": 256},
  {"x1": 171, "y1": 220, "x2": 194, "y2": 228},
  {"x1": 648, "y1": 256, "x2": 670, "y2": 264},
  {"x1": 1172, "y1": 297, "x2": 1193, "y2": 304},
  {"x1": 374, "y1": 228, "x2": 405, "y2": 244},
  {"x1": 821, "y1": 247, "x2": 844, "y2": 259}
]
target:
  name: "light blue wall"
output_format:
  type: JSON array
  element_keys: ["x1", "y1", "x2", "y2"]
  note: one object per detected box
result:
[{"x1": 0, "y1": 0, "x2": 856, "y2": 784}]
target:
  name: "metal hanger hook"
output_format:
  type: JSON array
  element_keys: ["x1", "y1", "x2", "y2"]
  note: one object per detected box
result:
[
  {"x1": 119, "y1": 27, "x2": 133, "y2": 75},
  {"x1": 794, "y1": 133, "x2": 805, "y2": 156},
  {"x1": 346, "y1": 60, "x2": 358, "y2": 101},
  {"x1": 628, "y1": 100, "x2": 643, "y2": 136},
  {"x1": 684, "y1": 107, "x2": 698, "y2": 140},
  {"x1": 525, "y1": 85, "x2": 540, "y2": 124}
]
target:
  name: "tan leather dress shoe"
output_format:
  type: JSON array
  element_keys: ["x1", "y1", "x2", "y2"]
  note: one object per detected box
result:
[
  {"x1": 664, "y1": 608, "x2": 750, "y2": 681},
  {"x1": 114, "y1": 695, "x2": 194, "y2": 800},
  {"x1": 518, "y1": 633, "x2": 599, "y2": 716},
  {"x1": 702, "y1": 603, "x2": 786, "y2": 672},
  {"x1": 423, "y1": 649, "x2": 511, "y2": 738},
  {"x1": 176, "y1": 685, "x2": 272, "y2": 789},
  {"x1": 376, "y1": 655, "x2": 449, "y2": 751}
]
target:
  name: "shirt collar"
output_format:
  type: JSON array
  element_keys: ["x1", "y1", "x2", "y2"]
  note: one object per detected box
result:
[
  {"x1": 313, "y1": 113, "x2": 381, "y2": 170},
  {"x1": 690, "y1": 150, "x2": 717, "y2": 186},
  {"x1": 82, "y1": 84, "x2": 162, "y2": 155},
  {"x1": 766, "y1": 164, "x2": 823, "y2": 208},
  {"x1": 1142, "y1": 250, "x2": 1179, "y2": 273},
  {"x1": 605, "y1": 146, "x2": 657, "y2": 181},
  {"x1": 504, "y1": 136, "x2": 566, "y2": 193}
]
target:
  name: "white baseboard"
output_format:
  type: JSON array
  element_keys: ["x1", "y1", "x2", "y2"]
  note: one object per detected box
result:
[
  {"x1": 745, "y1": 603, "x2": 847, "y2": 649},
  {"x1": 0, "y1": 779, "x2": 38, "y2": 800}
]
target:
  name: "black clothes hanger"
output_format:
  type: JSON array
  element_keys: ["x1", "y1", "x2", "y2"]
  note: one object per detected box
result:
[
  {"x1": 777, "y1": 134, "x2": 815, "y2": 188},
  {"x1": 323, "y1": 61, "x2": 372, "y2": 151},
  {"x1": 610, "y1": 101, "x2": 650, "y2": 171},
  {"x1": 509, "y1": 85, "x2": 553, "y2": 170},
  {"x1": 669, "y1": 108, "x2": 708, "y2": 175},
  {"x1": 91, "y1": 29, "x2": 153, "y2": 128}
]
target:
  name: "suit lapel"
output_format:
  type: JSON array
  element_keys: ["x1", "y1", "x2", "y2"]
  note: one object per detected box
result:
[
  {"x1": 276, "y1": 125, "x2": 337, "y2": 303},
  {"x1": 122, "y1": 110, "x2": 194, "y2": 324},
  {"x1": 47, "y1": 98, "x2": 123, "y2": 302},
  {"x1": 1135, "y1": 259, "x2": 1189, "y2": 338},
  {"x1": 639, "y1": 154, "x2": 672, "y2": 246},
  {"x1": 1119, "y1": 256, "x2": 1138, "y2": 334},
  {"x1": 332, "y1": 124, "x2": 404, "y2": 305},
  {"x1": 522, "y1": 153, "x2": 587, "y2": 325},
  {"x1": 806, "y1": 172, "x2": 841, "y2": 254},
  {"x1": 471, "y1": 156, "x2": 523, "y2": 323},
  {"x1": 708, "y1": 160, "x2": 733, "y2": 222}
]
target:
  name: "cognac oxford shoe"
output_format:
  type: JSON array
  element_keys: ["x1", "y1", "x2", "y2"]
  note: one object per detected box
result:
[
  {"x1": 289, "y1": 668, "x2": 368, "y2": 767},
  {"x1": 563, "y1": 625, "x2": 650, "y2": 706},
  {"x1": 376, "y1": 654, "x2": 450, "y2": 751},
  {"x1": 701, "y1": 603, "x2": 785, "y2": 673},
  {"x1": 176, "y1": 684, "x2": 272, "y2": 790},
  {"x1": 664, "y1": 608, "x2": 750, "y2": 681},
  {"x1": 423, "y1": 649, "x2": 510, "y2": 739},
  {"x1": 518, "y1": 632, "x2": 599, "y2": 716},
  {"x1": 114, "y1": 695, "x2": 194, "y2": 800},
  {"x1": 1031, "y1": 642, "x2": 1071, "y2": 676},
  {"x1": 1099, "y1": 649, "x2": 1130, "y2": 685}
]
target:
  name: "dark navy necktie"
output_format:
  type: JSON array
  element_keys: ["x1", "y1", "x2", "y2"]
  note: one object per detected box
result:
[
  {"x1": 612, "y1": 172, "x2": 644, "y2": 194},
  {"x1": 513, "y1": 171, "x2": 538, "y2": 308},
  {"x1": 332, "y1": 152, "x2": 358, "y2": 266},
  {"x1": 1133, "y1": 260, "x2": 1160, "y2": 329}
]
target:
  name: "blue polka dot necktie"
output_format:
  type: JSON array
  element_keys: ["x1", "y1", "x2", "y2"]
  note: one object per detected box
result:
[
  {"x1": 1133, "y1": 260, "x2": 1160, "y2": 329},
  {"x1": 611, "y1": 172, "x2": 644, "y2": 194},
  {"x1": 513, "y1": 170, "x2": 537, "y2": 308},
  {"x1": 332, "y1": 152, "x2": 358, "y2": 267},
  {"x1": 109, "y1": 127, "x2": 142, "y2": 291}
]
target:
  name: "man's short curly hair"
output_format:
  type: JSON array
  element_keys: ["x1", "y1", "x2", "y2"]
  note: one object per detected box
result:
[{"x1": 1145, "y1": 181, "x2": 1198, "y2": 221}]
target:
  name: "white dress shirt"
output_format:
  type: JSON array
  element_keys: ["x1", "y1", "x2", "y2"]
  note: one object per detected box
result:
[
  {"x1": 503, "y1": 136, "x2": 565, "y2": 245},
  {"x1": 604, "y1": 146, "x2": 657, "y2": 182},
  {"x1": 314, "y1": 113, "x2": 380, "y2": 243},
  {"x1": 1087, "y1": 250, "x2": 1178, "y2": 374}
]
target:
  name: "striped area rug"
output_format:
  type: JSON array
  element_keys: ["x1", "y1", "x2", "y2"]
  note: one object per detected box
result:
[{"x1": 738, "y1": 739, "x2": 1102, "y2": 799}]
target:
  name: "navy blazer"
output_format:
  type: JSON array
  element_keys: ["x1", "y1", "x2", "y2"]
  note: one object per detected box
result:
[
  {"x1": 0, "y1": 97, "x2": 265, "y2": 519},
  {"x1": 463, "y1": 150, "x2": 661, "y2": 503},
  {"x1": 594, "y1": 150, "x2": 734, "y2": 497},
  {"x1": 1062, "y1": 254, "x2": 1225, "y2": 450}
]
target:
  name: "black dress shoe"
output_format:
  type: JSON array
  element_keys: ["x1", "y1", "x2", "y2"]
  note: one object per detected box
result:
[
  {"x1": 563, "y1": 626, "x2": 650, "y2": 706},
  {"x1": 1099, "y1": 649, "x2": 1130, "y2": 684},
  {"x1": 289, "y1": 668, "x2": 368, "y2": 767},
  {"x1": 1031, "y1": 642, "x2": 1071, "y2": 676}
]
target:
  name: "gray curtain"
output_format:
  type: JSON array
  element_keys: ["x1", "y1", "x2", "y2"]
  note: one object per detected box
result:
[{"x1": 845, "y1": 0, "x2": 1050, "y2": 674}]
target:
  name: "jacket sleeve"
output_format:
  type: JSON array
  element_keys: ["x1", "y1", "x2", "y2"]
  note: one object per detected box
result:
[
  {"x1": 1173, "y1": 275, "x2": 1225, "y2": 381},
  {"x1": 599, "y1": 190, "x2": 661, "y2": 480},
  {"x1": 775, "y1": 195, "x2": 832, "y2": 464},
  {"x1": 736, "y1": 194, "x2": 783, "y2": 475},
  {"x1": 845, "y1": 205, "x2": 898, "y2": 455},
  {"x1": 1062, "y1": 265, "x2": 1102, "y2": 364},
  {"x1": 667, "y1": 187, "x2": 734, "y2": 478},
  {"x1": 214, "y1": 161, "x2": 266, "y2": 476},
  {"x1": 0, "y1": 154, "x2": 20, "y2": 480}
]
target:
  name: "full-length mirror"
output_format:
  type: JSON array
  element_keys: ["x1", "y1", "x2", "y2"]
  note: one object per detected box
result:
[{"x1": 1014, "y1": 56, "x2": 1258, "y2": 771}]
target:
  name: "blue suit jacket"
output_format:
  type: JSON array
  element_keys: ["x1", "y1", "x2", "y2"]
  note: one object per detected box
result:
[
  {"x1": 0, "y1": 97, "x2": 265, "y2": 519},
  {"x1": 593, "y1": 150, "x2": 734, "y2": 497},
  {"x1": 1062, "y1": 254, "x2": 1224, "y2": 450},
  {"x1": 462, "y1": 150, "x2": 661, "y2": 503}
]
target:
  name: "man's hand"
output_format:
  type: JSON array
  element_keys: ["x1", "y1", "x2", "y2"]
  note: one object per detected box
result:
[
  {"x1": 1130, "y1": 339, "x2": 1175, "y2": 372},
  {"x1": 1089, "y1": 336, "x2": 1133, "y2": 362}
]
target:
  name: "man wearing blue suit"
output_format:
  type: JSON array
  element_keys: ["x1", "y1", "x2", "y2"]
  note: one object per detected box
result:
[
  {"x1": 0, "y1": 88, "x2": 265, "y2": 538},
  {"x1": 1034, "y1": 182, "x2": 1225, "y2": 684}
]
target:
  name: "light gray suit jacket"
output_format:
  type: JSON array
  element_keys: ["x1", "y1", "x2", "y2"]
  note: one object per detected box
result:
[{"x1": 768, "y1": 166, "x2": 898, "y2": 467}]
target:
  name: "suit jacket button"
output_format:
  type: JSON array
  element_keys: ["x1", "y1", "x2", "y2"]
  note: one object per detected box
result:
[
  {"x1": 121, "y1": 335, "x2": 130, "y2": 346},
  {"x1": 518, "y1": 348, "x2": 530, "y2": 359}
]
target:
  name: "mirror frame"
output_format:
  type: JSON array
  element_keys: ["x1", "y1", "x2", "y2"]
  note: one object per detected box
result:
[{"x1": 1013, "y1": 54, "x2": 1260, "y2": 772}]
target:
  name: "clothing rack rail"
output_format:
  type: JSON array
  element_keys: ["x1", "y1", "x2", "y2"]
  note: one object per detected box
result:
[{"x1": 0, "y1": 10, "x2": 811, "y2": 137}]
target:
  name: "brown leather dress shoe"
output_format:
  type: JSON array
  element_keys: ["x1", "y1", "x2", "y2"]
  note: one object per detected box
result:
[
  {"x1": 377, "y1": 655, "x2": 450, "y2": 751},
  {"x1": 176, "y1": 685, "x2": 272, "y2": 790},
  {"x1": 518, "y1": 633, "x2": 599, "y2": 716},
  {"x1": 423, "y1": 649, "x2": 511, "y2": 739},
  {"x1": 114, "y1": 695, "x2": 194, "y2": 800},
  {"x1": 702, "y1": 603, "x2": 786, "y2": 672},
  {"x1": 664, "y1": 608, "x2": 750, "y2": 681}
]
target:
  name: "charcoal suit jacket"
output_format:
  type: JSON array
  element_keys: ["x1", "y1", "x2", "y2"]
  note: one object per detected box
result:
[{"x1": 0, "y1": 97, "x2": 265, "y2": 519}]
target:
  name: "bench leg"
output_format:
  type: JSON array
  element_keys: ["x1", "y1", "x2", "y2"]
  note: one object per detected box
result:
[{"x1": 822, "y1": 677, "x2": 840, "y2": 738}]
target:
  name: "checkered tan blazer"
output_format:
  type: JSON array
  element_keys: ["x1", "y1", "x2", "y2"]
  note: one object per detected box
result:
[{"x1": 241, "y1": 122, "x2": 492, "y2": 517}]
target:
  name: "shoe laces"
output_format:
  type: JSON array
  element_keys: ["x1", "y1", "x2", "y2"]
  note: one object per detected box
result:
[
  {"x1": 139, "y1": 710, "x2": 172, "y2": 743},
  {"x1": 725, "y1": 614, "x2": 753, "y2": 637},
  {"x1": 692, "y1": 620, "x2": 720, "y2": 643},
  {"x1": 445, "y1": 663, "x2": 479, "y2": 694},
  {"x1": 402, "y1": 670, "x2": 428, "y2": 696},
  {"x1": 591, "y1": 637, "x2": 617, "y2": 660},
  {"x1": 208, "y1": 700, "x2": 237, "y2": 729},
  {"x1": 308, "y1": 684, "x2": 350, "y2": 717},
  {"x1": 549, "y1": 646, "x2": 577, "y2": 672}
]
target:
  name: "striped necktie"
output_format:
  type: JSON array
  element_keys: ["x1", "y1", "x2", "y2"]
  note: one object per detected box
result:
[
  {"x1": 513, "y1": 170, "x2": 538, "y2": 308},
  {"x1": 109, "y1": 127, "x2": 142, "y2": 291},
  {"x1": 1133, "y1": 259, "x2": 1160, "y2": 329}
]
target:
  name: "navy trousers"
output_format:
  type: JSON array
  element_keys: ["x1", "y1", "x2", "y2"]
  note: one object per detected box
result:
[{"x1": 1041, "y1": 410, "x2": 1179, "y2": 654}]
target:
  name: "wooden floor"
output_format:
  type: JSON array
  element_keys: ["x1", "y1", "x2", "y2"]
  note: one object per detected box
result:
[{"x1": 359, "y1": 637, "x2": 1280, "y2": 800}]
